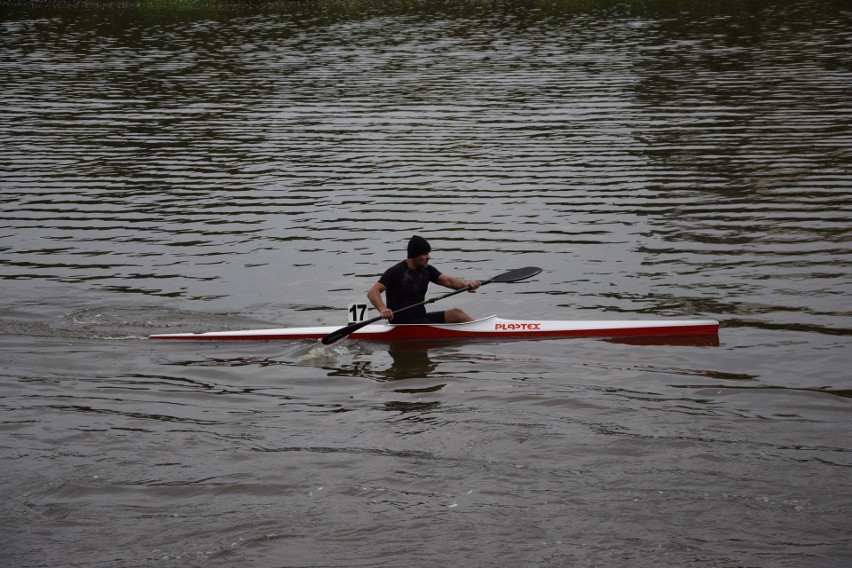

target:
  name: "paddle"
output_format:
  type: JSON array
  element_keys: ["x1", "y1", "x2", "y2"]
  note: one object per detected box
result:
[{"x1": 320, "y1": 266, "x2": 543, "y2": 345}]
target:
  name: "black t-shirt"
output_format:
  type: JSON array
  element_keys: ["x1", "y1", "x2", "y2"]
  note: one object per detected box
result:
[{"x1": 378, "y1": 261, "x2": 442, "y2": 321}]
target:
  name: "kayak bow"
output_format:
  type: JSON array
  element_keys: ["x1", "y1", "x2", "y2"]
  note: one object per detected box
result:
[{"x1": 148, "y1": 315, "x2": 719, "y2": 342}]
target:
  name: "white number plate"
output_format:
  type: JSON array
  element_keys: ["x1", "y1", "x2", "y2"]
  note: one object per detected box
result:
[{"x1": 348, "y1": 303, "x2": 369, "y2": 324}]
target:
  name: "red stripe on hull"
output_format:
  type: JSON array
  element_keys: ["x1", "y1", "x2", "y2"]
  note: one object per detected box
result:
[{"x1": 349, "y1": 323, "x2": 720, "y2": 341}]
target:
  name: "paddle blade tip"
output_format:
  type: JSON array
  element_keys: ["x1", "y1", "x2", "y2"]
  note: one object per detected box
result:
[{"x1": 491, "y1": 266, "x2": 543, "y2": 283}]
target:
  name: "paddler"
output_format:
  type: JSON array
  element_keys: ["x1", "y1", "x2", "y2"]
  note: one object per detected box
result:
[{"x1": 367, "y1": 235, "x2": 481, "y2": 324}]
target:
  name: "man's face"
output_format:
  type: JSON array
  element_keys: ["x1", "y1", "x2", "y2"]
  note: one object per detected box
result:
[{"x1": 411, "y1": 253, "x2": 430, "y2": 268}]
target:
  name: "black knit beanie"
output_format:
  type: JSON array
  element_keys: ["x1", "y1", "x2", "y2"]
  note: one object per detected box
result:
[{"x1": 407, "y1": 235, "x2": 431, "y2": 258}]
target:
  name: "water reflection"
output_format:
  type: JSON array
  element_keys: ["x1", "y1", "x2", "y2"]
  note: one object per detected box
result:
[
  {"x1": 383, "y1": 343, "x2": 438, "y2": 379},
  {"x1": 320, "y1": 343, "x2": 439, "y2": 381},
  {"x1": 381, "y1": 400, "x2": 442, "y2": 413}
]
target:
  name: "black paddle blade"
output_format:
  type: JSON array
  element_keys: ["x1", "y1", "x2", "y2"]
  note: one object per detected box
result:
[
  {"x1": 321, "y1": 318, "x2": 375, "y2": 345},
  {"x1": 320, "y1": 328, "x2": 349, "y2": 345},
  {"x1": 489, "y1": 266, "x2": 542, "y2": 283}
]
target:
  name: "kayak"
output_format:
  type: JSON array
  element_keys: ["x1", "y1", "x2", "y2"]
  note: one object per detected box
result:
[{"x1": 148, "y1": 315, "x2": 719, "y2": 342}]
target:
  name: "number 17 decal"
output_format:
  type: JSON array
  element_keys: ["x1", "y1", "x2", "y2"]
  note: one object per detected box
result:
[{"x1": 348, "y1": 303, "x2": 369, "y2": 324}]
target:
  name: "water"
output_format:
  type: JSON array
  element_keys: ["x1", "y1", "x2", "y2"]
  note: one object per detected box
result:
[{"x1": 1, "y1": 0, "x2": 851, "y2": 566}]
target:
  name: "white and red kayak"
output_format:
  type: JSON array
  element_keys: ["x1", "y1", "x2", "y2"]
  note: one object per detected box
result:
[{"x1": 148, "y1": 315, "x2": 719, "y2": 342}]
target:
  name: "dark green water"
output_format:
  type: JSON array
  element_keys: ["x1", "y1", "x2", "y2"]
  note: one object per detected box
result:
[{"x1": 1, "y1": 1, "x2": 850, "y2": 566}]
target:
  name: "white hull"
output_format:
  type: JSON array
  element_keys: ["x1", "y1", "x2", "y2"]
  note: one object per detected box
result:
[{"x1": 149, "y1": 315, "x2": 720, "y2": 342}]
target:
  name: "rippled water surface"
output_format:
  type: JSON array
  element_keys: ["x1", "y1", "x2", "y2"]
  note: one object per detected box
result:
[{"x1": 1, "y1": 1, "x2": 851, "y2": 566}]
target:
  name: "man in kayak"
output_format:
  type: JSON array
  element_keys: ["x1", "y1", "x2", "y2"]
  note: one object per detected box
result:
[{"x1": 367, "y1": 235, "x2": 481, "y2": 324}]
